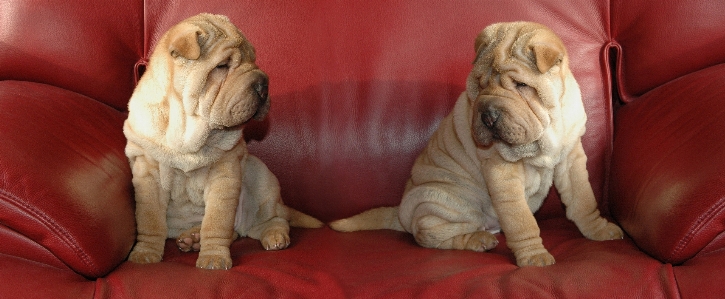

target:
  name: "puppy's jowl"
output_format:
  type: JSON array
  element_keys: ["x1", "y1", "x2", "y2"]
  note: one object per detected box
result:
[
  {"x1": 124, "y1": 13, "x2": 322, "y2": 270},
  {"x1": 331, "y1": 22, "x2": 623, "y2": 267}
]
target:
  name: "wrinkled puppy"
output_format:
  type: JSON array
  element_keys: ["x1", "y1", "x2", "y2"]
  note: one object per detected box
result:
[
  {"x1": 124, "y1": 13, "x2": 322, "y2": 270},
  {"x1": 331, "y1": 22, "x2": 623, "y2": 267}
]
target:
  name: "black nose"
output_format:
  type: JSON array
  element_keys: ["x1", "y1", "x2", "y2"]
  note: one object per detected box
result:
[
  {"x1": 254, "y1": 77, "x2": 268, "y2": 100},
  {"x1": 482, "y1": 108, "x2": 500, "y2": 129}
]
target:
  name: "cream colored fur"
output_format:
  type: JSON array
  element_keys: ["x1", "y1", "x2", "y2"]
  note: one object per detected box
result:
[
  {"x1": 124, "y1": 13, "x2": 322, "y2": 270},
  {"x1": 330, "y1": 22, "x2": 622, "y2": 267}
]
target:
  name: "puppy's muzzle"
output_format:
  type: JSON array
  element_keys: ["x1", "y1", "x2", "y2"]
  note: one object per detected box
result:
[
  {"x1": 480, "y1": 106, "x2": 513, "y2": 144},
  {"x1": 475, "y1": 99, "x2": 538, "y2": 147},
  {"x1": 481, "y1": 107, "x2": 501, "y2": 131},
  {"x1": 211, "y1": 69, "x2": 270, "y2": 128}
]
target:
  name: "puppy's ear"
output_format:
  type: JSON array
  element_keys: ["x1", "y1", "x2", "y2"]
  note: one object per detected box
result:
[
  {"x1": 472, "y1": 29, "x2": 491, "y2": 64},
  {"x1": 169, "y1": 27, "x2": 204, "y2": 60},
  {"x1": 529, "y1": 43, "x2": 563, "y2": 73},
  {"x1": 474, "y1": 32, "x2": 488, "y2": 57}
]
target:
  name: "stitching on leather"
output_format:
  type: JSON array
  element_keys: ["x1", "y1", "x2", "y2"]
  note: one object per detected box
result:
[
  {"x1": 669, "y1": 197, "x2": 725, "y2": 263},
  {"x1": 0, "y1": 188, "x2": 97, "y2": 273}
]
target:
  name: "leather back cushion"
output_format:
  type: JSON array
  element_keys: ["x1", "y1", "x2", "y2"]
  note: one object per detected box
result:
[
  {"x1": 144, "y1": 0, "x2": 615, "y2": 221},
  {"x1": 611, "y1": 65, "x2": 725, "y2": 264},
  {"x1": 0, "y1": 0, "x2": 143, "y2": 110},
  {"x1": 612, "y1": 0, "x2": 725, "y2": 101},
  {"x1": 0, "y1": 81, "x2": 135, "y2": 278}
]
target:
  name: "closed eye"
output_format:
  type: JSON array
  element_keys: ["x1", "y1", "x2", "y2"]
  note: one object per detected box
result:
[{"x1": 215, "y1": 60, "x2": 230, "y2": 69}]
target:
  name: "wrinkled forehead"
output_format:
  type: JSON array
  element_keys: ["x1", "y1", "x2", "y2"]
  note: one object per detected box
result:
[
  {"x1": 184, "y1": 15, "x2": 255, "y2": 60},
  {"x1": 474, "y1": 23, "x2": 559, "y2": 70}
]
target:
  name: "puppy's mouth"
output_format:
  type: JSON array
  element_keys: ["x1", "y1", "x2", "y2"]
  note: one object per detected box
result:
[
  {"x1": 480, "y1": 108, "x2": 529, "y2": 145},
  {"x1": 506, "y1": 141, "x2": 541, "y2": 158}
]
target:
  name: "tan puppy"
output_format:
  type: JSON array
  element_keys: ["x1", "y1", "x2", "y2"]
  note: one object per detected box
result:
[
  {"x1": 124, "y1": 13, "x2": 322, "y2": 270},
  {"x1": 331, "y1": 22, "x2": 623, "y2": 267}
]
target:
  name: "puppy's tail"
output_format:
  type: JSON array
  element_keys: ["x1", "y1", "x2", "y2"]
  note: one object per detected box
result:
[
  {"x1": 329, "y1": 206, "x2": 405, "y2": 232},
  {"x1": 278, "y1": 204, "x2": 324, "y2": 228}
]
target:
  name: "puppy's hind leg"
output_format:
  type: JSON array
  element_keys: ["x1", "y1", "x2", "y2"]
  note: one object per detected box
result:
[
  {"x1": 413, "y1": 209, "x2": 499, "y2": 252},
  {"x1": 177, "y1": 226, "x2": 240, "y2": 252},
  {"x1": 402, "y1": 188, "x2": 499, "y2": 252},
  {"x1": 240, "y1": 155, "x2": 293, "y2": 250},
  {"x1": 177, "y1": 226, "x2": 202, "y2": 252},
  {"x1": 247, "y1": 217, "x2": 291, "y2": 251}
]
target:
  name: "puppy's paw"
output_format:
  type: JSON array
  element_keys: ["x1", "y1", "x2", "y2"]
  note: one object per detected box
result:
[
  {"x1": 452, "y1": 231, "x2": 499, "y2": 252},
  {"x1": 261, "y1": 227, "x2": 290, "y2": 251},
  {"x1": 587, "y1": 222, "x2": 624, "y2": 241},
  {"x1": 128, "y1": 248, "x2": 163, "y2": 264},
  {"x1": 177, "y1": 226, "x2": 202, "y2": 252},
  {"x1": 516, "y1": 252, "x2": 555, "y2": 267},
  {"x1": 196, "y1": 253, "x2": 233, "y2": 270}
]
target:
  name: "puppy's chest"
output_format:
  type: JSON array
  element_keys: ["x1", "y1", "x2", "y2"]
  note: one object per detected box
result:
[
  {"x1": 522, "y1": 164, "x2": 555, "y2": 211},
  {"x1": 163, "y1": 166, "x2": 209, "y2": 206}
]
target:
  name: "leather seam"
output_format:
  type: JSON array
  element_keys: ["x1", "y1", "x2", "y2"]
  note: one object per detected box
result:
[
  {"x1": 669, "y1": 198, "x2": 725, "y2": 264},
  {"x1": 0, "y1": 188, "x2": 97, "y2": 274}
]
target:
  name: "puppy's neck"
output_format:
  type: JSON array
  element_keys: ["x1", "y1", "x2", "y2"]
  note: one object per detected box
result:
[{"x1": 125, "y1": 124, "x2": 244, "y2": 173}]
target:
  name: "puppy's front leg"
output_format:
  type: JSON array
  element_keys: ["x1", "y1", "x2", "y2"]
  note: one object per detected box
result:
[
  {"x1": 555, "y1": 140, "x2": 623, "y2": 241},
  {"x1": 482, "y1": 155, "x2": 555, "y2": 267},
  {"x1": 128, "y1": 154, "x2": 169, "y2": 264},
  {"x1": 196, "y1": 149, "x2": 245, "y2": 270}
]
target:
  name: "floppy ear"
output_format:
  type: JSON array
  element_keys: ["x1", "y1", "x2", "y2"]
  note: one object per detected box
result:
[
  {"x1": 529, "y1": 43, "x2": 563, "y2": 73},
  {"x1": 472, "y1": 29, "x2": 492, "y2": 64},
  {"x1": 474, "y1": 32, "x2": 488, "y2": 57},
  {"x1": 467, "y1": 29, "x2": 491, "y2": 100},
  {"x1": 169, "y1": 27, "x2": 204, "y2": 60}
]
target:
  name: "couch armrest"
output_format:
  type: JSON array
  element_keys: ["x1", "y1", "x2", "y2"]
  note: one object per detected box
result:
[
  {"x1": 0, "y1": 81, "x2": 135, "y2": 278},
  {"x1": 610, "y1": 65, "x2": 725, "y2": 264}
]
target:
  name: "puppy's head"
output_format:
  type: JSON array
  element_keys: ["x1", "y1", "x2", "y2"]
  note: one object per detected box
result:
[
  {"x1": 466, "y1": 22, "x2": 570, "y2": 156},
  {"x1": 162, "y1": 13, "x2": 269, "y2": 129}
]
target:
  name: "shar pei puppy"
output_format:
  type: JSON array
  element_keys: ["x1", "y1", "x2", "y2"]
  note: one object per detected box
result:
[
  {"x1": 331, "y1": 21, "x2": 623, "y2": 267},
  {"x1": 124, "y1": 13, "x2": 322, "y2": 270}
]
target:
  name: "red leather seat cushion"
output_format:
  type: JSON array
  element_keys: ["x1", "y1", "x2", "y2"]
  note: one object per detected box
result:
[{"x1": 101, "y1": 225, "x2": 676, "y2": 298}]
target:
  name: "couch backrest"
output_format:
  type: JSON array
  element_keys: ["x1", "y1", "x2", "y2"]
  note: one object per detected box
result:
[
  {"x1": 0, "y1": 0, "x2": 143, "y2": 111},
  {"x1": 611, "y1": 0, "x2": 725, "y2": 101},
  {"x1": 141, "y1": 0, "x2": 617, "y2": 222}
]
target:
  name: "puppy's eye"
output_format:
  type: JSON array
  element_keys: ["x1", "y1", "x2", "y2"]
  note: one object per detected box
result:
[
  {"x1": 216, "y1": 61, "x2": 230, "y2": 69},
  {"x1": 515, "y1": 81, "x2": 528, "y2": 88}
]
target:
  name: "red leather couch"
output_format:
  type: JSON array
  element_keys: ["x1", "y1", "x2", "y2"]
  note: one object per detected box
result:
[{"x1": 2, "y1": 0, "x2": 725, "y2": 298}]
